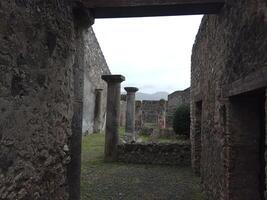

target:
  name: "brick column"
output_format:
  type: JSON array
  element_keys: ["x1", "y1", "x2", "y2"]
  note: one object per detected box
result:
[
  {"x1": 124, "y1": 87, "x2": 139, "y2": 142},
  {"x1": 102, "y1": 75, "x2": 125, "y2": 161},
  {"x1": 68, "y1": 7, "x2": 95, "y2": 200},
  {"x1": 93, "y1": 89, "x2": 103, "y2": 133}
]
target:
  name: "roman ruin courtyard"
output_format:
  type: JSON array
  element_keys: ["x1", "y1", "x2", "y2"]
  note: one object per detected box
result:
[
  {"x1": 81, "y1": 133, "x2": 203, "y2": 200},
  {"x1": 0, "y1": 1, "x2": 266, "y2": 199}
]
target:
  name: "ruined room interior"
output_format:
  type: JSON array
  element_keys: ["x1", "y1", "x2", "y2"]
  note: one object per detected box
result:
[{"x1": 0, "y1": 0, "x2": 266, "y2": 200}]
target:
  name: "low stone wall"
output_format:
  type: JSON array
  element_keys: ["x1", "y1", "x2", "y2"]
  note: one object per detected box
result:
[{"x1": 117, "y1": 143, "x2": 191, "y2": 166}]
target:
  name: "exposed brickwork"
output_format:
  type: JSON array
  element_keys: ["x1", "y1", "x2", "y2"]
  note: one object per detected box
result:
[{"x1": 191, "y1": 0, "x2": 267, "y2": 199}]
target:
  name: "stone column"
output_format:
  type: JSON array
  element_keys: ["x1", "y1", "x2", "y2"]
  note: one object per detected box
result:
[
  {"x1": 125, "y1": 87, "x2": 139, "y2": 142},
  {"x1": 120, "y1": 94, "x2": 127, "y2": 127},
  {"x1": 135, "y1": 100, "x2": 143, "y2": 131},
  {"x1": 93, "y1": 89, "x2": 103, "y2": 133},
  {"x1": 68, "y1": 8, "x2": 95, "y2": 200},
  {"x1": 102, "y1": 75, "x2": 125, "y2": 161}
]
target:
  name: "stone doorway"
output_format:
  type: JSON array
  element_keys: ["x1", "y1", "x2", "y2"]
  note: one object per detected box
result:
[{"x1": 228, "y1": 89, "x2": 266, "y2": 200}]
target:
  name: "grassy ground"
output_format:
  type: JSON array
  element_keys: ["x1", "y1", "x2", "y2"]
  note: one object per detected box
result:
[
  {"x1": 138, "y1": 134, "x2": 184, "y2": 143},
  {"x1": 81, "y1": 133, "x2": 204, "y2": 200}
]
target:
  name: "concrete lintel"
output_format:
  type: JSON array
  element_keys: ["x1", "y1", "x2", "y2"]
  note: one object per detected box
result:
[{"x1": 79, "y1": 0, "x2": 225, "y2": 18}]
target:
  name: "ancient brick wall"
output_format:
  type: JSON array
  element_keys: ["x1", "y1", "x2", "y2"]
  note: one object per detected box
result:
[
  {"x1": 166, "y1": 88, "x2": 190, "y2": 128},
  {"x1": 82, "y1": 27, "x2": 110, "y2": 134},
  {"x1": 191, "y1": 0, "x2": 267, "y2": 199},
  {"x1": 117, "y1": 143, "x2": 191, "y2": 166}
]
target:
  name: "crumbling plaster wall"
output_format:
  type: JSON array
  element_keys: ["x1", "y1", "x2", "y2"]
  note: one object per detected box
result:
[
  {"x1": 191, "y1": 0, "x2": 267, "y2": 199},
  {"x1": 82, "y1": 27, "x2": 110, "y2": 134},
  {"x1": 0, "y1": 1, "x2": 93, "y2": 199}
]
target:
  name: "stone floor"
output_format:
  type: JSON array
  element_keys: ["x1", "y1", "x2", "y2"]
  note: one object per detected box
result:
[{"x1": 81, "y1": 134, "x2": 204, "y2": 200}]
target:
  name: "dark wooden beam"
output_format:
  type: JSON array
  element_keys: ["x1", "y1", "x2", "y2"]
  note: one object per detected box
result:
[{"x1": 79, "y1": 0, "x2": 225, "y2": 18}]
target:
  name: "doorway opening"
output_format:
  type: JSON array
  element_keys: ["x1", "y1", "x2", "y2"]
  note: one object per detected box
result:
[
  {"x1": 228, "y1": 89, "x2": 266, "y2": 199},
  {"x1": 80, "y1": 15, "x2": 203, "y2": 200}
]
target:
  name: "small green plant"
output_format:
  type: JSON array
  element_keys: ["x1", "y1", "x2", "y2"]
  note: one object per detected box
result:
[{"x1": 173, "y1": 105, "x2": 190, "y2": 138}]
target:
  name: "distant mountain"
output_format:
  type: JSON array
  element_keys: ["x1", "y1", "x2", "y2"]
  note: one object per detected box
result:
[{"x1": 135, "y1": 92, "x2": 169, "y2": 101}]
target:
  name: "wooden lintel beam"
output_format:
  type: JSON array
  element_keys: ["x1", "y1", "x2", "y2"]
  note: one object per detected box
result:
[{"x1": 78, "y1": 0, "x2": 225, "y2": 18}]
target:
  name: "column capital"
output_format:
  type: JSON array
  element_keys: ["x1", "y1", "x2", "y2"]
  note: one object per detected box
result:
[
  {"x1": 102, "y1": 75, "x2": 125, "y2": 83},
  {"x1": 124, "y1": 87, "x2": 139, "y2": 93}
]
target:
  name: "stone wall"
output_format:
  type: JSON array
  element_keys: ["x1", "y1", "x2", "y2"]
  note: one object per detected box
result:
[
  {"x1": 120, "y1": 99, "x2": 167, "y2": 131},
  {"x1": 166, "y1": 88, "x2": 190, "y2": 127},
  {"x1": 0, "y1": 1, "x2": 105, "y2": 199},
  {"x1": 141, "y1": 100, "x2": 167, "y2": 128},
  {"x1": 0, "y1": 1, "x2": 82, "y2": 199},
  {"x1": 133, "y1": 93, "x2": 190, "y2": 132},
  {"x1": 117, "y1": 143, "x2": 191, "y2": 166},
  {"x1": 82, "y1": 27, "x2": 110, "y2": 134},
  {"x1": 191, "y1": 0, "x2": 267, "y2": 199}
]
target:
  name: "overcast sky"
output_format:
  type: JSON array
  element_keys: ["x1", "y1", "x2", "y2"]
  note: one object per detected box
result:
[{"x1": 92, "y1": 15, "x2": 203, "y2": 94}]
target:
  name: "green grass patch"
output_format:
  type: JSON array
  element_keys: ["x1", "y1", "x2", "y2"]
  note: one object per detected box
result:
[
  {"x1": 81, "y1": 132, "x2": 204, "y2": 200},
  {"x1": 81, "y1": 133, "x2": 105, "y2": 166}
]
